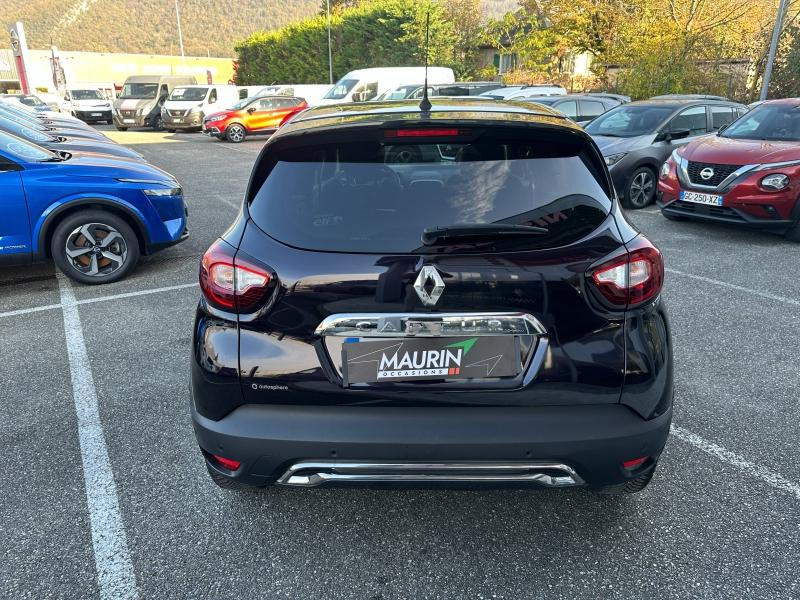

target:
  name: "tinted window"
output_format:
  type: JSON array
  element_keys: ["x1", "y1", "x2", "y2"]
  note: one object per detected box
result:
[
  {"x1": 554, "y1": 100, "x2": 578, "y2": 119},
  {"x1": 722, "y1": 103, "x2": 800, "y2": 142},
  {"x1": 249, "y1": 137, "x2": 611, "y2": 254},
  {"x1": 670, "y1": 106, "x2": 707, "y2": 135},
  {"x1": 710, "y1": 106, "x2": 735, "y2": 130},
  {"x1": 586, "y1": 105, "x2": 674, "y2": 137},
  {"x1": 352, "y1": 82, "x2": 378, "y2": 102},
  {"x1": 580, "y1": 100, "x2": 606, "y2": 118}
]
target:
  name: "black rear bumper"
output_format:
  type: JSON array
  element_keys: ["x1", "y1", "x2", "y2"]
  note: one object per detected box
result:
[{"x1": 192, "y1": 401, "x2": 672, "y2": 488}]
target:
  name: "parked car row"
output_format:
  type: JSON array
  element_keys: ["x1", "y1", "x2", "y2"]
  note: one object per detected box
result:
[{"x1": 0, "y1": 97, "x2": 187, "y2": 283}]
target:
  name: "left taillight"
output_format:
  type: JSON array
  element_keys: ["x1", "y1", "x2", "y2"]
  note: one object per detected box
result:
[
  {"x1": 199, "y1": 239, "x2": 272, "y2": 313},
  {"x1": 590, "y1": 237, "x2": 664, "y2": 308}
]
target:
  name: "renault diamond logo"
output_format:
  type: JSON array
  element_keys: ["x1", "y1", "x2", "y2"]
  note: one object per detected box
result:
[
  {"x1": 700, "y1": 167, "x2": 715, "y2": 180},
  {"x1": 413, "y1": 265, "x2": 445, "y2": 307}
]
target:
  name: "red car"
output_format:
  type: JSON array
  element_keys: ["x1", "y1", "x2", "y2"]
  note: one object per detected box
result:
[
  {"x1": 658, "y1": 99, "x2": 800, "y2": 241},
  {"x1": 202, "y1": 95, "x2": 308, "y2": 143}
]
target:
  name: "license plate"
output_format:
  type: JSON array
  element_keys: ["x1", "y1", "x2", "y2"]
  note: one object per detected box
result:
[
  {"x1": 342, "y1": 336, "x2": 519, "y2": 385},
  {"x1": 90, "y1": 112, "x2": 102, "y2": 117},
  {"x1": 122, "y1": 118, "x2": 134, "y2": 124},
  {"x1": 680, "y1": 190, "x2": 723, "y2": 206},
  {"x1": 174, "y1": 118, "x2": 183, "y2": 123}
]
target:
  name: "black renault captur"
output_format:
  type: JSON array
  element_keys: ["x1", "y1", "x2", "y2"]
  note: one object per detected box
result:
[{"x1": 191, "y1": 98, "x2": 673, "y2": 495}]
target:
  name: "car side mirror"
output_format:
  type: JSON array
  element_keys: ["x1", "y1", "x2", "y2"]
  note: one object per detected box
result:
[
  {"x1": 669, "y1": 127, "x2": 692, "y2": 141},
  {"x1": 247, "y1": 107, "x2": 256, "y2": 114}
]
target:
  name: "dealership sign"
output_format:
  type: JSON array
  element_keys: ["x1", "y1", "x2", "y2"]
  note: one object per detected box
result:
[{"x1": 8, "y1": 22, "x2": 31, "y2": 94}]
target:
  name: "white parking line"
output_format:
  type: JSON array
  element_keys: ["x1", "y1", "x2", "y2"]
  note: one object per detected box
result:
[
  {"x1": 0, "y1": 282, "x2": 197, "y2": 319},
  {"x1": 57, "y1": 274, "x2": 139, "y2": 599},
  {"x1": 671, "y1": 425, "x2": 800, "y2": 501},
  {"x1": 666, "y1": 268, "x2": 800, "y2": 308}
]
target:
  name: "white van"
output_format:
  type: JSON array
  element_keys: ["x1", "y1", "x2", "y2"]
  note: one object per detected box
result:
[
  {"x1": 60, "y1": 89, "x2": 114, "y2": 123},
  {"x1": 255, "y1": 84, "x2": 332, "y2": 106},
  {"x1": 237, "y1": 85, "x2": 267, "y2": 100},
  {"x1": 162, "y1": 84, "x2": 239, "y2": 131},
  {"x1": 317, "y1": 67, "x2": 455, "y2": 104}
]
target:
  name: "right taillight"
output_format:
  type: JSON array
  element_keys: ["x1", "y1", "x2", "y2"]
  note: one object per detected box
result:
[
  {"x1": 590, "y1": 237, "x2": 664, "y2": 308},
  {"x1": 199, "y1": 238, "x2": 272, "y2": 313}
]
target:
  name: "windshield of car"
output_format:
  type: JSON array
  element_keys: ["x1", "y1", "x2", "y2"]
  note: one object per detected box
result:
[
  {"x1": 169, "y1": 87, "x2": 209, "y2": 101},
  {"x1": 71, "y1": 89, "x2": 105, "y2": 100},
  {"x1": 119, "y1": 83, "x2": 158, "y2": 99},
  {"x1": 323, "y1": 78, "x2": 358, "y2": 100},
  {"x1": 379, "y1": 85, "x2": 419, "y2": 100},
  {"x1": 21, "y1": 95, "x2": 45, "y2": 106},
  {"x1": 0, "y1": 104, "x2": 46, "y2": 127},
  {"x1": 585, "y1": 105, "x2": 675, "y2": 137},
  {"x1": 249, "y1": 135, "x2": 611, "y2": 254},
  {"x1": 721, "y1": 104, "x2": 800, "y2": 142},
  {"x1": 0, "y1": 130, "x2": 59, "y2": 162},
  {"x1": 0, "y1": 115, "x2": 53, "y2": 142}
]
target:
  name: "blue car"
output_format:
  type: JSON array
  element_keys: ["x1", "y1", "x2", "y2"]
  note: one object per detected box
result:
[{"x1": 0, "y1": 130, "x2": 188, "y2": 284}]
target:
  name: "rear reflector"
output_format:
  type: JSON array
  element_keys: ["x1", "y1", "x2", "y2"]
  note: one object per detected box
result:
[
  {"x1": 622, "y1": 456, "x2": 648, "y2": 469},
  {"x1": 384, "y1": 128, "x2": 462, "y2": 138},
  {"x1": 211, "y1": 454, "x2": 241, "y2": 471},
  {"x1": 590, "y1": 236, "x2": 664, "y2": 308}
]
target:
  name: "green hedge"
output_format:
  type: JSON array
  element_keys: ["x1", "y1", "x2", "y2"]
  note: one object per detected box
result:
[{"x1": 234, "y1": 0, "x2": 458, "y2": 84}]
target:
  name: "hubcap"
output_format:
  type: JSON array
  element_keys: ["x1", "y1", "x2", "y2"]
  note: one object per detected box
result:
[
  {"x1": 64, "y1": 223, "x2": 128, "y2": 277},
  {"x1": 630, "y1": 171, "x2": 654, "y2": 206},
  {"x1": 229, "y1": 126, "x2": 244, "y2": 142}
]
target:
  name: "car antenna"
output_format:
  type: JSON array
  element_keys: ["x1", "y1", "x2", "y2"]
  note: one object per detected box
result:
[{"x1": 419, "y1": 10, "x2": 432, "y2": 112}]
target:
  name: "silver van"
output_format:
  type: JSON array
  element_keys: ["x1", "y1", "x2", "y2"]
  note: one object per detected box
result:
[{"x1": 113, "y1": 75, "x2": 196, "y2": 130}]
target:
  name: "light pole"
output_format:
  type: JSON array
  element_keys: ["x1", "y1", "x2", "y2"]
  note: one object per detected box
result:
[
  {"x1": 327, "y1": 0, "x2": 333, "y2": 84},
  {"x1": 761, "y1": 0, "x2": 789, "y2": 101},
  {"x1": 175, "y1": 0, "x2": 185, "y2": 59}
]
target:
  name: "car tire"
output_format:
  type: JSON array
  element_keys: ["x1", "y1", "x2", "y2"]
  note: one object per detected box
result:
[
  {"x1": 115, "y1": 126, "x2": 128, "y2": 131},
  {"x1": 623, "y1": 167, "x2": 657, "y2": 209},
  {"x1": 50, "y1": 210, "x2": 140, "y2": 285},
  {"x1": 226, "y1": 123, "x2": 246, "y2": 143},
  {"x1": 595, "y1": 468, "x2": 655, "y2": 495},
  {"x1": 106, "y1": 120, "x2": 113, "y2": 125},
  {"x1": 166, "y1": 128, "x2": 176, "y2": 133},
  {"x1": 205, "y1": 462, "x2": 263, "y2": 491},
  {"x1": 784, "y1": 217, "x2": 800, "y2": 242}
]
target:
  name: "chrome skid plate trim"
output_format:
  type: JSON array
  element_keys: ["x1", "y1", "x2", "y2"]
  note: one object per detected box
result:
[{"x1": 276, "y1": 460, "x2": 584, "y2": 488}]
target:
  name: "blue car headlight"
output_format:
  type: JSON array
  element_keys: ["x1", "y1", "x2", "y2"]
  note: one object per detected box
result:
[{"x1": 143, "y1": 187, "x2": 182, "y2": 197}]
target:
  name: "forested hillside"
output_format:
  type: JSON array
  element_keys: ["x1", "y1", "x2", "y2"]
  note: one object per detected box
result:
[
  {"x1": 2, "y1": 0, "x2": 518, "y2": 56},
  {"x1": 1, "y1": 0, "x2": 319, "y2": 56}
]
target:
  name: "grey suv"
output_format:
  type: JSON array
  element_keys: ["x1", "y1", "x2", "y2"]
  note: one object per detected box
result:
[{"x1": 585, "y1": 99, "x2": 747, "y2": 208}]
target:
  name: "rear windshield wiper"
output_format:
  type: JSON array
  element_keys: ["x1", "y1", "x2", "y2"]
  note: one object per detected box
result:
[{"x1": 422, "y1": 223, "x2": 548, "y2": 246}]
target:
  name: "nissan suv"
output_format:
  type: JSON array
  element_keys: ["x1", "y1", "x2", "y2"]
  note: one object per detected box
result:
[
  {"x1": 658, "y1": 99, "x2": 800, "y2": 241},
  {"x1": 191, "y1": 99, "x2": 674, "y2": 494}
]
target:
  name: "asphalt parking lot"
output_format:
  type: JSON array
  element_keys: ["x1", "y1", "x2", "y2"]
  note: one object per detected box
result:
[{"x1": 2, "y1": 125, "x2": 799, "y2": 600}]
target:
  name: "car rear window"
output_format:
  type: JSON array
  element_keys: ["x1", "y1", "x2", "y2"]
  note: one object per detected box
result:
[{"x1": 248, "y1": 132, "x2": 611, "y2": 254}]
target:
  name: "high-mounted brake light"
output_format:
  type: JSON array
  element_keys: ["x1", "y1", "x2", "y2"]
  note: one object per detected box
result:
[
  {"x1": 199, "y1": 239, "x2": 272, "y2": 312},
  {"x1": 384, "y1": 128, "x2": 462, "y2": 138},
  {"x1": 590, "y1": 237, "x2": 664, "y2": 308}
]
